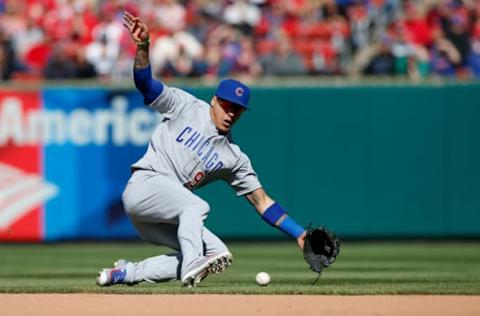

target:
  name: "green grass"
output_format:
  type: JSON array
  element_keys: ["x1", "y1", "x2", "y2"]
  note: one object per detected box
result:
[{"x1": 0, "y1": 242, "x2": 479, "y2": 294}]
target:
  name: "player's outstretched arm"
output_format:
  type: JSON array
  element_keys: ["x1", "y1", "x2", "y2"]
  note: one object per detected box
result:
[
  {"x1": 245, "y1": 188, "x2": 306, "y2": 250},
  {"x1": 123, "y1": 11, "x2": 163, "y2": 104},
  {"x1": 246, "y1": 189, "x2": 340, "y2": 274}
]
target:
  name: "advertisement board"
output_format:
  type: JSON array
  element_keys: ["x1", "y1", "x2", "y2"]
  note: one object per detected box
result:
[{"x1": 0, "y1": 88, "x2": 158, "y2": 241}]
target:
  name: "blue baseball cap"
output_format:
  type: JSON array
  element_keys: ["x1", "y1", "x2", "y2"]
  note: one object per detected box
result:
[{"x1": 214, "y1": 79, "x2": 250, "y2": 109}]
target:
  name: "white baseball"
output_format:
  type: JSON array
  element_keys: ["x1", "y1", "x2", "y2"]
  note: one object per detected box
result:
[{"x1": 255, "y1": 272, "x2": 271, "y2": 286}]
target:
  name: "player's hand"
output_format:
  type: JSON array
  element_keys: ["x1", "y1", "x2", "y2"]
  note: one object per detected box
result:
[
  {"x1": 296, "y1": 231, "x2": 307, "y2": 251},
  {"x1": 123, "y1": 11, "x2": 150, "y2": 44}
]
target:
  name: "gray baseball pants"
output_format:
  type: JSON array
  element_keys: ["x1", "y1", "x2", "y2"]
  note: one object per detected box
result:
[{"x1": 121, "y1": 169, "x2": 228, "y2": 283}]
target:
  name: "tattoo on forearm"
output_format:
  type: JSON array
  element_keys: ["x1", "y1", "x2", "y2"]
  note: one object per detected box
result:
[{"x1": 134, "y1": 45, "x2": 150, "y2": 69}]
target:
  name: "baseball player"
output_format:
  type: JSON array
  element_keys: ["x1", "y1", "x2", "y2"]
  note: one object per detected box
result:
[{"x1": 96, "y1": 11, "x2": 308, "y2": 288}]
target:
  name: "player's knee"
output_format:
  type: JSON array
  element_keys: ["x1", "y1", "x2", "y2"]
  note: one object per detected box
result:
[
  {"x1": 198, "y1": 199, "x2": 210, "y2": 214},
  {"x1": 195, "y1": 200, "x2": 210, "y2": 219}
]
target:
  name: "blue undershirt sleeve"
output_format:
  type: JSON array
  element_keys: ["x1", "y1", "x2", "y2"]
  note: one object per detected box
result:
[{"x1": 133, "y1": 65, "x2": 164, "y2": 105}]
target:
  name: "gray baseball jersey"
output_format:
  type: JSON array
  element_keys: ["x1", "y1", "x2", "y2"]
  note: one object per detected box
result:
[{"x1": 131, "y1": 85, "x2": 262, "y2": 196}]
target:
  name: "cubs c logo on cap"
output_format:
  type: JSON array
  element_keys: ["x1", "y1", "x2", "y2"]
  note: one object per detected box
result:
[
  {"x1": 235, "y1": 87, "x2": 244, "y2": 96},
  {"x1": 215, "y1": 79, "x2": 250, "y2": 109}
]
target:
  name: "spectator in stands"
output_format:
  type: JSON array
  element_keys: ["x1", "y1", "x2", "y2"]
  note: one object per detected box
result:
[
  {"x1": 0, "y1": 41, "x2": 14, "y2": 80},
  {"x1": 348, "y1": 3, "x2": 370, "y2": 52},
  {"x1": 23, "y1": 32, "x2": 53, "y2": 76},
  {"x1": 205, "y1": 25, "x2": 243, "y2": 77},
  {"x1": 223, "y1": 0, "x2": 261, "y2": 35},
  {"x1": 194, "y1": 0, "x2": 224, "y2": 22},
  {"x1": 362, "y1": 35, "x2": 396, "y2": 75},
  {"x1": 162, "y1": 43, "x2": 205, "y2": 77},
  {"x1": 43, "y1": 42, "x2": 76, "y2": 79},
  {"x1": 400, "y1": 1, "x2": 433, "y2": 47},
  {"x1": 256, "y1": 0, "x2": 298, "y2": 39},
  {"x1": 429, "y1": 28, "x2": 461, "y2": 77},
  {"x1": 438, "y1": 0, "x2": 471, "y2": 69},
  {"x1": 150, "y1": 30, "x2": 204, "y2": 77},
  {"x1": 467, "y1": 22, "x2": 480, "y2": 77},
  {"x1": 184, "y1": 3, "x2": 217, "y2": 44},
  {"x1": 85, "y1": 33, "x2": 119, "y2": 78},
  {"x1": 11, "y1": 17, "x2": 44, "y2": 60},
  {"x1": 261, "y1": 34, "x2": 307, "y2": 76},
  {"x1": 406, "y1": 45, "x2": 430, "y2": 81},
  {"x1": 0, "y1": 28, "x2": 25, "y2": 80},
  {"x1": 389, "y1": 21, "x2": 432, "y2": 80},
  {"x1": 91, "y1": 4, "x2": 123, "y2": 51},
  {"x1": 232, "y1": 34, "x2": 262, "y2": 78},
  {"x1": 312, "y1": 40, "x2": 342, "y2": 75},
  {"x1": 73, "y1": 48, "x2": 97, "y2": 79},
  {"x1": 154, "y1": 0, "x2": 187, "y2": 34}
]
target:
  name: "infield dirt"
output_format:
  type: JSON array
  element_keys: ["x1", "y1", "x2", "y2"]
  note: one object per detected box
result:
[{"x1": 1, "y1": 294, "x2": 479, "y2": 316}]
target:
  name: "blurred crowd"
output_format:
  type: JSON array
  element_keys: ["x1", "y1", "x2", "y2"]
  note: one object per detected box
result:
[{"x1": 1, "y1": 0, "x2": 480, "y2": 82}]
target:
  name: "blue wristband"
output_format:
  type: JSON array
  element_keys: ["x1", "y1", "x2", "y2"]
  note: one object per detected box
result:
[
  {"x1": 133, "y1": 65, "x2": 164, "y2": 104},
  {"x1": 262, "y1": 202, "x2": 285, "y2": 226},
  {"x1": 262, "y1": 202, "x2": 305, "y2": 239},
  {"x1": 278, "y1": 216, "x2": 305, "y2": 239}
]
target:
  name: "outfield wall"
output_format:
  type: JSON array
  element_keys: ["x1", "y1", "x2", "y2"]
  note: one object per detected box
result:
[{"x1": 1, "y1": 83, "x2": 479, "y2": 241}]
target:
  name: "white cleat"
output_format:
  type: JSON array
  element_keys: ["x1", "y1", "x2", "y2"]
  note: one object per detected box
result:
[
  {"x1": 181, "y1": 252, "x2": 233, "y2": 287},
  {"x1": 96, "y1": 267, "x2": 127, "y2": 286}
]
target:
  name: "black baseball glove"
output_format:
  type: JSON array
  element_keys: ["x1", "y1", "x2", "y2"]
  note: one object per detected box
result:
[{"x1": 303, "y1": 226, "x2": 340, "y2": 274}]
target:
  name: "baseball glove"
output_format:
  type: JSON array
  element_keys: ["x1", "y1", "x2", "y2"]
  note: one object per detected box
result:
[{"x1": 303, "y1": 226, "x2": 340, "y2": 274}]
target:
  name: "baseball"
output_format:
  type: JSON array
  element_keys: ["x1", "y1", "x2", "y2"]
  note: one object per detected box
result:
[{"x1": 255, "y1": 272, "x2": 271, "y2": 286}]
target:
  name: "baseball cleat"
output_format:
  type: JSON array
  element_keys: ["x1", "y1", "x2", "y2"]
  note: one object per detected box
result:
[
  {"x1": 96, "y1": 268, "x2": 127, "y2": 286},
  {"x1": 181, "y1": 251, "x2": 233, "y2": 287}
]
